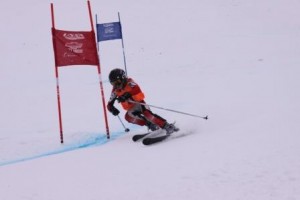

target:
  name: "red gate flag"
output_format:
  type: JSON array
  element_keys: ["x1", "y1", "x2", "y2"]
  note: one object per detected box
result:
[
  {"x1": 51, "y1": 1, "x2": 110, "y2": 144},
  {"x1": 52, "y1": 28, "x2": 99, "y2": 67}
]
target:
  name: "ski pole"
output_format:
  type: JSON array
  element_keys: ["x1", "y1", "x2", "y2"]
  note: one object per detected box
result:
[
  {"x1": 128, "y1": 100, "x2": 208, "y2": 120},
  {"x1": 117, "y1": 115, "x2": 130, "y2": 132}
]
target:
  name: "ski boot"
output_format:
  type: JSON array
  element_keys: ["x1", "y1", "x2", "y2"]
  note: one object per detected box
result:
[
  {"x1": 163, "y1": 123, "x2": 179, "y2": 135},
  {"x1": 146, "y1": 122, "x2": 160, "y2": 131}
]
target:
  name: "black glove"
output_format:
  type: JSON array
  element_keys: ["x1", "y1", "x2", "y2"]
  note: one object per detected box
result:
[
  {"x1": 108, "y1": 102, "x2": 120, "y2": 116},
  {"x1": 118, "y1": 92, "x2": 131, "y2": 103},
  {"x1": 110, "y1": 106, "x2": 120, "y2": 116}
]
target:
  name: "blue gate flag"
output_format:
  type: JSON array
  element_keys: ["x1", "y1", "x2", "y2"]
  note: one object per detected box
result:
[{"x1": 97, "y1": 22, "x2": 122, "y2": 42}]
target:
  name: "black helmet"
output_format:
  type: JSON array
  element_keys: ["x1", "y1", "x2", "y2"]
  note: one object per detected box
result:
[{"x1": 108, "y1": 68, "x2": 127, "y2": 89}]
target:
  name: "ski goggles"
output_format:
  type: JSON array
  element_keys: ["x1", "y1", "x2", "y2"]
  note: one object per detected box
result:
[{"x1": 110, "y1": 79, "x2": 122, "y2": 88}]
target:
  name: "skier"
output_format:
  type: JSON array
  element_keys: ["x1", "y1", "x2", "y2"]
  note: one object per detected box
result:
[{"x1": 107, "y1": 68, "x2": 178, "y2": 134}]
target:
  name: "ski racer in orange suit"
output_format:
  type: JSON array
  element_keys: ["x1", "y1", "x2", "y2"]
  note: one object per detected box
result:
[{"x1": 107, "y1": 68, "x2": 177, "y2": 133}]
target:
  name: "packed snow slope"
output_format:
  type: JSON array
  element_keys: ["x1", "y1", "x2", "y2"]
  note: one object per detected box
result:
[{"x1": 1, "y1": 0, "x2": 300, "y2": 199}]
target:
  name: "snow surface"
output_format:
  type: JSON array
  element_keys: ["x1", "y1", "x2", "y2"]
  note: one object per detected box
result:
[{"x1": 1, "y1": 0, "x2": 300, "y2": 199}]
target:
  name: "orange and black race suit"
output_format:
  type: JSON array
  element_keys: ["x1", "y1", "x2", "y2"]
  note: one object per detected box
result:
[
  {"x1": 107, "y1": 78, "x2": 144, "y2": 111},
  {"x1": 107, "y1": 78, "x2": 167, "y2": 128}
]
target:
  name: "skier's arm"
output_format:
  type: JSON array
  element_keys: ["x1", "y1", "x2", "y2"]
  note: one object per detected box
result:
[{"x1": 107, "y1": 92, "x2": 120, "y2": 116}]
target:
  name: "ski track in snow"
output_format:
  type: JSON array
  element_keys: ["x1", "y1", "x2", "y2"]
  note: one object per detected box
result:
[
  {"x1": 0, "y1": 132, "x2": 123, "y2": 167},
  {"x1": 0, "y1": 126, "x2": 195, "y2": 166}
]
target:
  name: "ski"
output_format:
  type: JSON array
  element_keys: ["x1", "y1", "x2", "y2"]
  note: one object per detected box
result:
[
  {"x1": 132, "y1": 132, "x2": 151, "y2": 142},
  {"x1": 132, "y1": 129, "x2": 164, "y2": 142},
  {"x1": 142, "y1": 124, "x2": 180, "y2": 145},
  {"x1": 142, "y1": 134, "x2": 170, "y2": 145}
]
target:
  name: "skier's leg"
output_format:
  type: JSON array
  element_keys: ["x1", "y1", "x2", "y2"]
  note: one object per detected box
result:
[
  {"x1": 125, "y1": 104, "x2": 159, "y2": 131},
  {"x1": 142, "y1": 108, "x2": 167, "y2": 128},
  {"x1": 141, "y1": 104, "x2": 179, "y2": 134},
  {"x1": 124, "y1": 105, "x2": 147, "y2": 126}
]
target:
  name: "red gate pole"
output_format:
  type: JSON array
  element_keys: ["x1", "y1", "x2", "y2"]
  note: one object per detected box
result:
[
  {"x1": 87, "y1": 1, "x2": 110, "y2": 139},
  {"x1": 51, "y1": 3, "x2": 64, "y2": 143}
]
